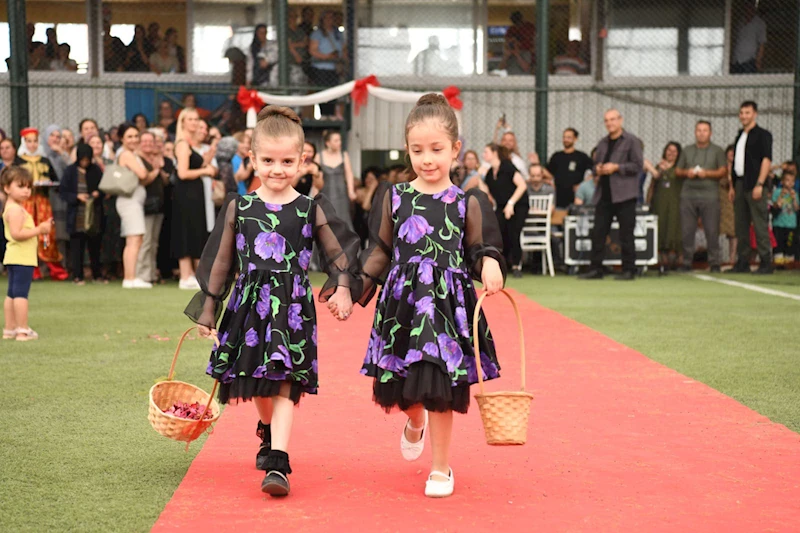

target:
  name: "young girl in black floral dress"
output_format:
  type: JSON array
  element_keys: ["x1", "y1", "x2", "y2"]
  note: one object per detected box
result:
[
  {"x1": 186, "y1": 106, "x2": 359, "y2": 497},
  {"x1": 330, "y1": 94, "x2": 506, "y2": 498}
]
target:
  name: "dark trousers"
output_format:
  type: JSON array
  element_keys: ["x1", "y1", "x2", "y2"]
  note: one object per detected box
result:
[
  {"x1": 69, "y1": 232, "x2": 102, "y2": 281},
  {"x1": 591, "y1": 197, "x2": 636, "y2": 272},
  {"x1": 680, "y1": 194, "x2": 720, "y2": 267},
  {"x1": 730, "y1": 59, "x2": 757, "y2": 74},
  {"x1": 734, "y1": 181, "x2": 770, "y2": 263},
  {"x1": 773, "y1": 227, "x2": 796, "y2": 257},
  {"x1": 310, "y1": 67, "x2": 340, "y2": 116},
  {"x1": 496, "y1": 209, "x2": 525, "y2": 268}
]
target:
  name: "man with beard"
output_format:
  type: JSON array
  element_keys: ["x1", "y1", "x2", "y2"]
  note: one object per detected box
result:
[{"x1": 544, "y1": 127, "x2": 594, "y2": 208}]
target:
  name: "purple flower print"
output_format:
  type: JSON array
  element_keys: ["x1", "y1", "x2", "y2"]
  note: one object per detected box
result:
[
  {"x1": 265, "y1": 323, "x2": 272, "y2": 343},
  {"x1": 394, "y1": 247, "x2": 401, "y2": 262},
  {"x1": 217, "y1": 331, "x2": 229, "y2": 349},
  {"x1": 256, "y1": 285, "x2": 271, "y2": 320},
  {"x1": 236, "y1": 233, "x2": 246, "y2": 251},
  {"x1": 302, "y1": 223, "x2": 312, "y2": 238},
  {"x1": 468, "y1": 351, "x2": 499, "y2": 382},
  {"x1": 298, "y1": 248, "x2": 312, "y2": 270},
  {"x1": 418, "y1": 258, "x2": 436, "y2": 285},
  {"x1": 398, "y1": 215, "x2": 433, "y2": 244},
  {"x1": 248, "y1": 262, "x2": 257, "y2": 273},
  {"x1": 455, "y1": 307, "x2": 469, "y2": 337},
  {"x1": 378, "y1": 354, "x2": 406, "y2": 373},
  {"x1": 434, "y1": 186, "x2": 458, "y2": 204},
  {"x1": 245, "y1": 327, "x2": 259, "y2": 347},
  {"x1": 264, "y1": 202, "x2": 283, "y2": 212},
  {"x1": 407, "y1": 292, "x2": 416, "y2": 306},
  {"x1": 312, "y1": 359, "x2": 318, "y2": 375},
  {"x1": 444, "y1": 270, "x2": 455, "y2": 295},
  {"x1": 270, "y1": 345, "x2": 291, "y2": 368},
  {"x1": 292, "y1": 275, "x2": 306, "y2": 298},
  {"x1": 392, "y1": 188, "x2": 401, "y2": 214},
  {"x1": 253, "y1": 365, "x2": 267, "y2": 378},
  {"x1": 406, "y1": 349, "x2": 423, "y2": 364},
  {"x1": 288, "y1": 303, "x2": 303, "y2": 331},
  {"x1": 206, "y1": 361, "x2": 214, "y2": 374},
  {"x1": 415, "y1": 296, "x2": 435, "y2": 319},
  {"x1": 312, "y1": 325, "x2": 318, "y2": 346},
  {"x1": 220, "y1": 367, "x2": 236, "y2": 384},
  {"x1": 393, "y1": 273, "x2": 406, "y2": 300},
  {"x1": 458, "y1": 198, "x2": 466, "y2": 220},
  {"x1": 254, "y1": 232, "x2": 286, "y2": 262},
  {"x1": 456, "y1": 281, "x2": 465, "y2": 306},
  {"x1": 367, "y1": 331, "x2": 385, "y2": 365},
  {"x1": 423, "y1": 342, "x2": 439, "y2": 358},
  {"x1": 437, "y1": 333, "x2": 464, "y2": 373}
]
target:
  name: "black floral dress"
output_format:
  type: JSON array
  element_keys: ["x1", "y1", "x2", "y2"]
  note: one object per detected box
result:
[
  {"x1": 185, "y1": 192, "x2": 360, "y2": 404},
  {"x1": 357, "y1": 182, "x2": 506, "y2": 413}
]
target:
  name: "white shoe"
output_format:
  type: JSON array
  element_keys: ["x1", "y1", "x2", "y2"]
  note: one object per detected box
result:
[
  {"x1": 122, "y1": 279, "x2": 135, "y2": 289},
  {"x1": 179, "y1": 278, "x2": 200, "y2": 290},
  {"x1": 400, "y1": 411, "x2": 428, "y2": 461},
  {"x1": 425, "y1": 468, "x2": 454, "y2": 498},
  {"x1": 132, "y1": 278, "x2": 153, "y2": 289}
]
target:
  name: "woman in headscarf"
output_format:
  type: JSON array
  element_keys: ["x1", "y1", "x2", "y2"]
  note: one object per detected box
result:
[{"x1": 42, "y1": 125, "x2": 70, "y2": 263}]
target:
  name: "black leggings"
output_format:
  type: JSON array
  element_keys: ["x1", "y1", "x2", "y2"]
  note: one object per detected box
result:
[
  {"x1": 69, "y1": 232, "x2": 102, "y2": 281},
  {"x1": 496, "y1": 209, "x2": 526, "y2": 268}
]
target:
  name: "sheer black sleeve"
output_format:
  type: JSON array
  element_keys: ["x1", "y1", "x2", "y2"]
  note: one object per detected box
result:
[
  {"x1": 313, "y1": 194, "x2": 363, "y2": 302},
  {"x1": 353, "y1": 181, "x2": 395, "y2": 306},
  {"x1": 184, "y1": 193, "x2": 239, "y2": 328},
  {"x1": 464, "y1": 188, "x2": 507, "y2": 283}
]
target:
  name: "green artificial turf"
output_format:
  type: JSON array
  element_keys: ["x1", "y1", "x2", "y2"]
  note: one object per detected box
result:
[{"x1": 1, "y1": 271, "x2": 798, "y2": 531}]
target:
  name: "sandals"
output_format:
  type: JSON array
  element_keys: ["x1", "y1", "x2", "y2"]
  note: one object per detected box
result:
[
  {"x1": 424, "y1": 468, "x2": 454, "y2": 498},
  {"x1": 2, "y1": 328, "x2": 17, "y2": 340},
  {"x1": 261, "y1": 471, "x2": 290, "y2": 497},
  {"x1": 400, "y1": 411, "x2": 428, "y2": 461},
  {"x1": 15, "y1": 328, "x2": 39, "y2": 342}
]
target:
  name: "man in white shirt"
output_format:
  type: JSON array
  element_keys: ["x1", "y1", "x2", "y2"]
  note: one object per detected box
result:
[{"x1": 731, "y1": 1, "x2": 767, "y2": 74}]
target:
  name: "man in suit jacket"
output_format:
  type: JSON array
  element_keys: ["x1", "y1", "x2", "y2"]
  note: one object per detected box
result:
[{"x1": 579, "y1": 109, "x2": 644, "y2": 280}]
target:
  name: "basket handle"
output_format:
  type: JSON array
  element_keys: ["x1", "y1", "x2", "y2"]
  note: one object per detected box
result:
[
  {"x1": 472, "y1": 289, "x2": 526, "y2": 396},
  {"x1": 167, "y1": 327, "x2": 220, "y2": 381}
]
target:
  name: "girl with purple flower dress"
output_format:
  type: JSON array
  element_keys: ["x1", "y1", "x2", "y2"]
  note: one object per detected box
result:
[
  {"x1": 186, "y1": 106, "x2": 359, "y2": 497},
  {"x1": 333, "y1": 94, "x2": 506, "y2": 498}
]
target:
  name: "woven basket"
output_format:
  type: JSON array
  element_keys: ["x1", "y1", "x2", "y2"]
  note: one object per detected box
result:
[
  {"x1": 148, "y1": 328, "x2": 221, "y2": 449},
  {"x1": 473, "y1": 290, "x2": 534, "y2": 446}
]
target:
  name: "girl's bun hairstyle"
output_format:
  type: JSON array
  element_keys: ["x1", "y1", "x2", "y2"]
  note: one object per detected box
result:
[
  {"x1": 404, "y1": 92, "x2": 458, "y2": 145},
  {"x1": 252, "y1": 105, "x2": 305, "y2": 152}
]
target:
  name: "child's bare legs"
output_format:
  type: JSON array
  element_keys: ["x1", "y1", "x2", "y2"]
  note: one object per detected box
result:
[
  {"x1": 13, "y1": 298, "x2": 28, "y2": 329},
  {"x1": 254, "y1": 396, "x2": 274, "y2": 425},
  {"x1": 403, "y1": 404, "x2": 426, "y2": 443},
  {"x1": 428, "y1": 410, "x2": 453, "y2": 480},
  {"x1": 270, "y1": 382, "x2": 294, "y2": 452},
  {"x1": 4, "y1": 297, "x2": 16, "y2": 331}
]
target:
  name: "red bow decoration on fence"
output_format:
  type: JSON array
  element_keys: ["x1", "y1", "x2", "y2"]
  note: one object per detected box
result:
[
  {"x1": 351, "y1": 75, "x2": 380, "y2": 115},
  {"x1": 237, "y1": 86, "x2": 265, "y2": 114},
  {"x1": 442, "y1": 86, "x2": 463, "y2": 110}
]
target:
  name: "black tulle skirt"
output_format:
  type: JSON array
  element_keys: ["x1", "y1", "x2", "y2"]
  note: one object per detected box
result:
[
  {"x1": 372, "y1": 361, "x2": 472, "y2": 414},
  {"x1": 219, "y1": 377, "x2": 305, "y2": 405}
]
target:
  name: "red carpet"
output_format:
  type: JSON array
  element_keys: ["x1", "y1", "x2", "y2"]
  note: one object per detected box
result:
[{"x1": 152, "y1": 290, "x2": 800, "y2": 532}]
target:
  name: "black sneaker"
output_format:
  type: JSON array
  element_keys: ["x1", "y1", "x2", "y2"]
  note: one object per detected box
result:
[
  {"x1": 614, "y1": 270, "x2": 635, "y2": 281},
  {"x1": 261, "y1": 471, "x2": 290, "y2": 497},
  {"x1": 727, "y1": 262, "x2": 750, "y2": 273},
  {"x1": 753, "y1": 264, "x2": 774, "y2": 275},
  {"x1": 512, "y1": 268, "x2": 523, "y2": 279},
  {"x1": 255, "y1": 422, "x2": 271, "y2": 470},
  {"x1": 578, "y1": 269, "x2": 604, "y2": 280}
]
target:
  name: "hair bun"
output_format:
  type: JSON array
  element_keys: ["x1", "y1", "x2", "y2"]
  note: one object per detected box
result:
[
  {"x1": 416, "y1": 93, "x2": 448, "y2": 107},
  {"x1": 257, "y1": 105, "x2": 303, "y2": 126}
]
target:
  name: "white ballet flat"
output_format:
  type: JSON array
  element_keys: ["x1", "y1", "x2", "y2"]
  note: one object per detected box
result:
[
  {"x1": 424, "y1": 468, "x2": 454, "y2": 498},
  {"x1": 400, "y1": 410, "x2": 428, "y2": 461}
]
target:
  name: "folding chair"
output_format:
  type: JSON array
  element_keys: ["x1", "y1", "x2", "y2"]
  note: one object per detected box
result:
[{"x1": 520, "y1": 194, "x2": 554, "y2": 277}]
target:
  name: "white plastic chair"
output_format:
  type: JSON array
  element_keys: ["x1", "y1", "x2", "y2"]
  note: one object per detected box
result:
[{"x1": 520, "y1": 193, "x2": 554, "y2": 277}]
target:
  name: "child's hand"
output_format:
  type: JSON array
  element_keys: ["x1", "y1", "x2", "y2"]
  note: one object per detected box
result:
[
  {"x1": 481, "y1": 258, "x2": 504, "y2": 295},
  {"x1": 327, "y1": 287, "x2": 353, "y2": 321},
  {"x1": 197, "y1": 325, "x2": 217, "y2": 340},
  {"x1": 38, "y1": 219, "x2": 53, "y2": 235}
]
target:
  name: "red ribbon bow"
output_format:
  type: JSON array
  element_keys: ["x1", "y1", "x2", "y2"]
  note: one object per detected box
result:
[
  {"x1": 442, "y1": 86, "x2": 463, "y2": 111},
  {"x1": 351, "y1": 75, "x2": 380, "y2": 115},
  {"x1": 237, "y1": 86, "x2": 265, "y2": 113}
]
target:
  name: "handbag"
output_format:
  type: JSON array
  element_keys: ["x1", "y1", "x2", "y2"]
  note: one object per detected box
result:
[
  {"x1": 83, "y1": 197, "x2": 101, "y2": 236},
  {"x1": 99, "y1": 162, "x2": 139, "y2": 197},
  {"x1": 211, "y1": 179, "x2": 226, "y2": 207}
]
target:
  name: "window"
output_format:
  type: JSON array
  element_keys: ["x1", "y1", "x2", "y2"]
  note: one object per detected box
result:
[{"x1": 607, "y1": 28, "x2": 678, "y2": 77}]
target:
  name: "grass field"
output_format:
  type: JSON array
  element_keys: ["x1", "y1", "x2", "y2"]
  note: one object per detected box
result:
[{"x1": 1, "y1": 270, "x2": 799, "y2": 532}]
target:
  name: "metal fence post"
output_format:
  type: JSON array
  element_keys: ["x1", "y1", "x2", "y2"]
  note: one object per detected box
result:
[
  {"x1": 535, "y1": 0, "x2": 549, "y2": 160},
  {"x1": 794, "y1": 4, "x2": 800, "y2": 164},
  {"x1": 276, "y1": 0, "x2": 289, "y2": 87},
  {"x1": 7, "y1": 0, "x2": 30, "y2": 142}
]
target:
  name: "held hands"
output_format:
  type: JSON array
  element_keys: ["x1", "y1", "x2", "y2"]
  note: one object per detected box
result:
[
  {"x1": 327, "y1": 286, "x2": 353, "y2": 321},
  {"x1": 481, "y1": 258, "x2": 503, "y2": 296}
]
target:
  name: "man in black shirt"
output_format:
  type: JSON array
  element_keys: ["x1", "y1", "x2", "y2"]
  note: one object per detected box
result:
[
  {"x1": 730, "y1": 100, "x2": 773, "y2": 274},
  {"x1": 544, "y1": 127, "x2": 594, "y2": 208}
]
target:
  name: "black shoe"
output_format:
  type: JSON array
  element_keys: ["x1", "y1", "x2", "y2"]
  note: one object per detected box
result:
[
  {"x1": 261, "y1": 470, "x2": 290, "y2": 497},
  {"x1": 578, "y1": 269, "x2": 604, "y2": 280},
  {"x1": 614, "y1": 271, "x2": 635, "y2": 281},
  {"x1": 676, "y1": 265, "x2": 692, "y2": 273},
  {"x1": 753, "y1": 264, "x2": 774, "y2": 275},
  {"x1": 727, "y1": 262, "x2": 750, "y2": 273},
  {"x1": 512, "y1": 268, "x2": 523, "y2": 279},
  {"x1": 658, "y1": 265, "x2": 668, "y2": 276},
  {"x1": 255, "y1": 421, "x2": 271, "y2": 470},
  {"x1": 709, "y1": 265, "x2": 721, "y2": 273}
]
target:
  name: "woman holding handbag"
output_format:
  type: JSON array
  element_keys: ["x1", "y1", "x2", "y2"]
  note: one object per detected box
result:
[{"x1": 116, "y1": 123, "x2": 162, "y2": 289}]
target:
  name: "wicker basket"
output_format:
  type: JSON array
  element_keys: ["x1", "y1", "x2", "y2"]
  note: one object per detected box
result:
[
  {"x1": 148, "y1": 328, "x2": 221, "y2": 449},
  {"x1": 473, "y1": 290, "x2": 534, "y2": 446}
]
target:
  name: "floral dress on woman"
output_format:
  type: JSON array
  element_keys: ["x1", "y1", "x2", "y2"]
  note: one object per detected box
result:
[
  {"x1": 355, "y1": 182, "x2": 506, "y2": 413},
  {"x1": 185, "y1": 192, "x2": 360, "y2": 404}
]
